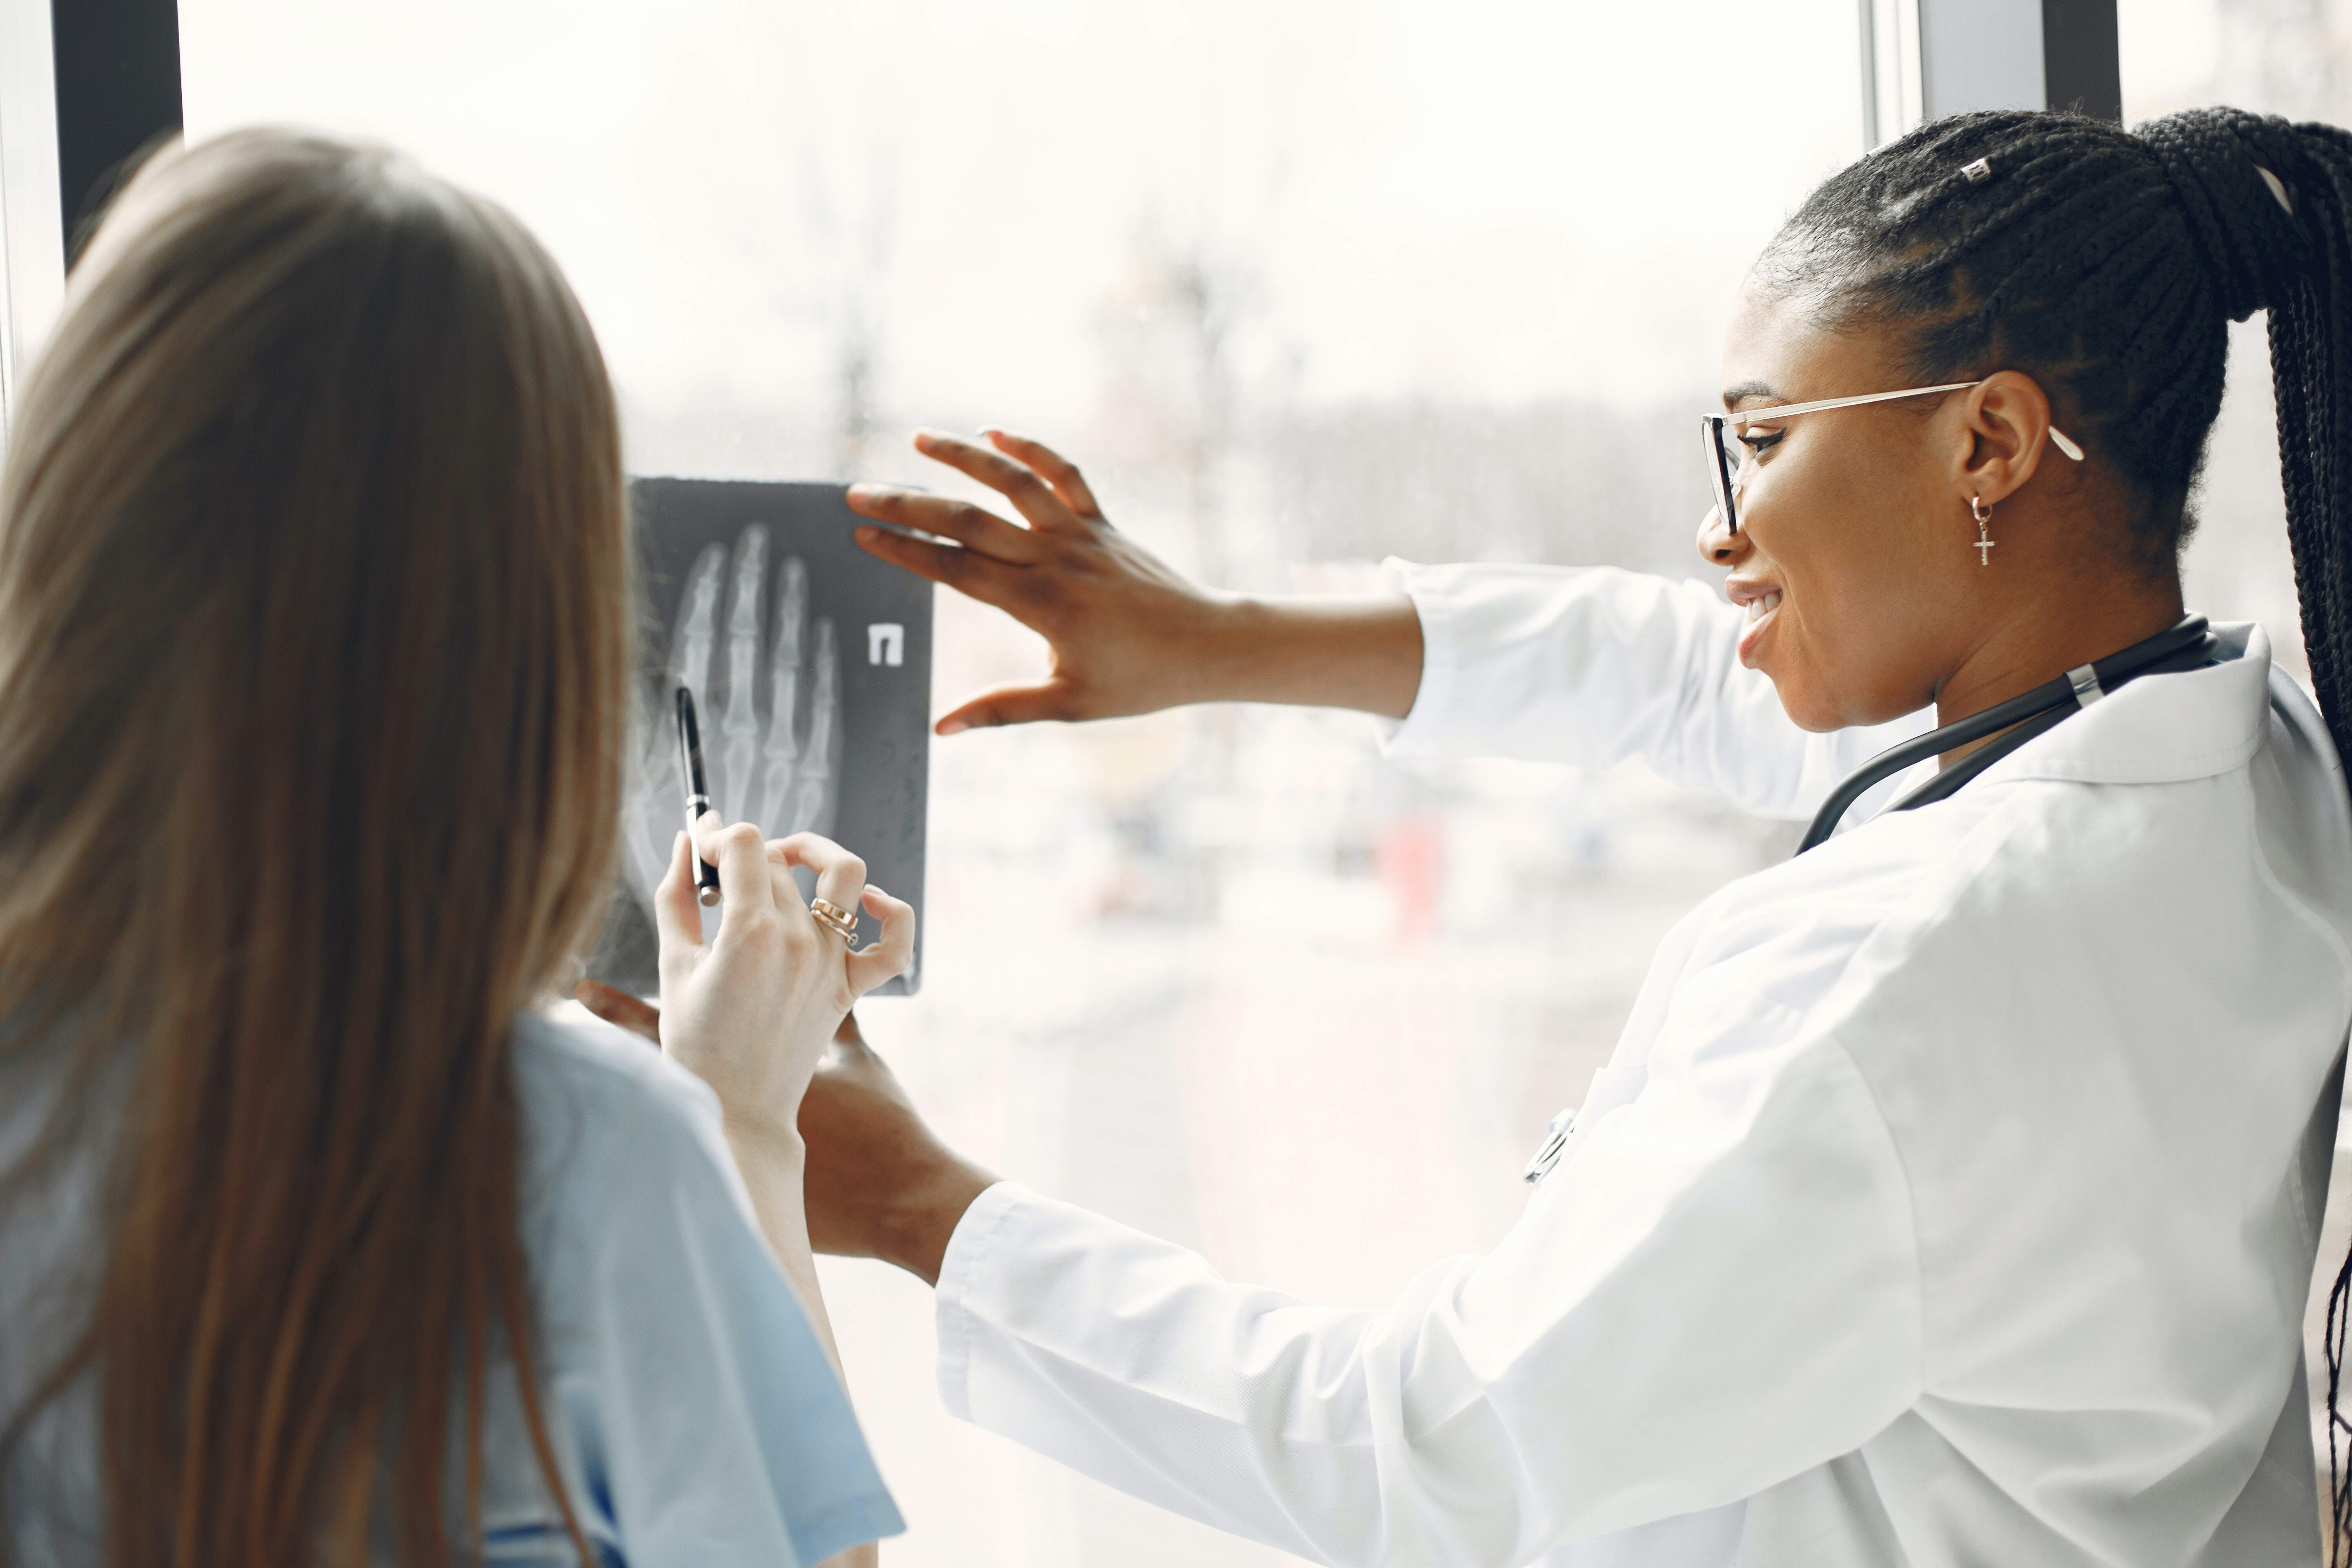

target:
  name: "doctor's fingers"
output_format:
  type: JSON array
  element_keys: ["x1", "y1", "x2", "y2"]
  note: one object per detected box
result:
[
  {"x1": 982, "y1": 430, "x2": 1103, "y2": 520},
  {"x1": 908, "y1": 429, "x2": 1089, "y2": 535},
  {"x1": 933, "y1": 676, "x2": 1085, "y2": 734},
  {"x1": 852, "y1": 524, "x2": 1030, "y2": 615},
  {"x1": 845, "y1": 886, "x2": 915, "y2": 996},
  {"x1": 846, "y1": 484, "x2": 1045, "y2": 565}
]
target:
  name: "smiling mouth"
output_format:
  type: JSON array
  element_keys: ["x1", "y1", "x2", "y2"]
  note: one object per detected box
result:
[{"x1": 1735, "y1": 588, "x2": 1783, "y2": 665}]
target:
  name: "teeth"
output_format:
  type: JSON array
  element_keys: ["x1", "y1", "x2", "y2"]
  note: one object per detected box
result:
[{"x1": 1747, "y1": 591, "x2": 1781, "y2": 623}]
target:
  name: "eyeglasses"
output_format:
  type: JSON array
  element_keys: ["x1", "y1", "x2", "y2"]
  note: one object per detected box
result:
[{"x1": 1700, "y1": 380, "x2": 2085, "y2": 534}]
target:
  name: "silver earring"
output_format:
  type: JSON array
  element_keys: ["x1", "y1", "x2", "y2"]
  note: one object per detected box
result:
[{"x1": 1971, "y1": 497, "x2": 1995, "y2": 566}]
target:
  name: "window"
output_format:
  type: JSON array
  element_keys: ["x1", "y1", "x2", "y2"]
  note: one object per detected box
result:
[{"x1": 167, "y1": 4, "x2": 2287, "y2": 1562}]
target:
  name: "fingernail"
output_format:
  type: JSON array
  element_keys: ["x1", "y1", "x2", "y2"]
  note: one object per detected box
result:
[
  {"x1": 854, "y1": 525, "x2": 882, "y2": 545},
  {"x1": 937, "y1": 717, "x2": 969, "y2": 736}
]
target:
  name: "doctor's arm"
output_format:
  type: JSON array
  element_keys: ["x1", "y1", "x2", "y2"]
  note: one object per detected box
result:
[
  {"x1": 778, "y1": 1011, "x2": 1918, "y2": 1566},
  {"x1": 849, "y1": 430, "x2": 1920, "y2": 819},
  {"x1": 848, "y1": 429, "x2": 1425, "y2": 730}
]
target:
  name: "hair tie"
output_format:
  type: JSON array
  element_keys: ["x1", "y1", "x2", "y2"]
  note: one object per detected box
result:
[
  {"x1": 2257, "y1": 165, "x2": 2294, "y2": 216},
  {"x1": 2141, "y1": 107, "x2": 2306, "y2": 322}
]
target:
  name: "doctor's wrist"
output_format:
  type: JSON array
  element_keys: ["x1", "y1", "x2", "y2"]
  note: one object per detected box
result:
[
  {"x1": 880, "y1": 1160, "x2": 997, "y2": 1288},
  {"x1": 1208, "y1": 592, "x2": 1423, "y2": 719}
]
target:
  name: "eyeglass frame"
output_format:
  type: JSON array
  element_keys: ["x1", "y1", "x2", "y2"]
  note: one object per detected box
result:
[{"x1": 1700, "y1": 380, "x2": 2085, "y2": 535}]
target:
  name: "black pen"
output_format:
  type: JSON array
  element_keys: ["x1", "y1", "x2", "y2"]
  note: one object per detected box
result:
[{"x1": 674, "y1": 684, "x2": 722, "y2": 907}]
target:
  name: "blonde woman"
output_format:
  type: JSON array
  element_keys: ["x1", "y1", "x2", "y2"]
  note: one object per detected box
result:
[{"x1": 0, "y1": 131, "x2": 911, "y2": 1566}]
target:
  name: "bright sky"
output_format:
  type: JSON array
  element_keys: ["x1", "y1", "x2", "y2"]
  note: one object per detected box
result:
[
  {"x1": 178, "y1": 0, "x2": 1864, "y2": 455},
  {"x1": 2116, "y1": 0, "x2": 2227, "y2": 117}
]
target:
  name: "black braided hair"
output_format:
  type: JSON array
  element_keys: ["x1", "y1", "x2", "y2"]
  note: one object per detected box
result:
[{"x1": 1764, "y1": 105, "x2": 2352, "y2": 1558}]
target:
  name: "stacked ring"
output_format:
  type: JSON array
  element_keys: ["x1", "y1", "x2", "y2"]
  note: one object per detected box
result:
[{"x1": 809, "y1": 898, "x2": 861, "y2": 949}]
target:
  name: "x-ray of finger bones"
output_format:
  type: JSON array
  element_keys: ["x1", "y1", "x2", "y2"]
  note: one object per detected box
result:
[{"x1": 586, "y1": 481, "x2": 932, "y2": 997}]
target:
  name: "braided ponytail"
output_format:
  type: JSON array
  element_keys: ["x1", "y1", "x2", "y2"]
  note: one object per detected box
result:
[
  {"x1": 2236, "y1": 119, "x2": 2352, "y2": 1568},
  {"x1": 1770, "y1": 105, "x2": 2352, "y2": 1558}
]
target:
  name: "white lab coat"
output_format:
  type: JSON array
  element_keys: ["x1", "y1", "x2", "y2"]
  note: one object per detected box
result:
[{"x1": 933, "y1": 564, "x2": 2352, "y2": 1567}]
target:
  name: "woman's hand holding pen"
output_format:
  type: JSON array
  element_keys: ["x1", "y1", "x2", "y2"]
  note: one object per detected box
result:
[
  {"x1": 653, "y1": 818, "x2": 914, "y2": 1154},
  {"x1": 639, "y1": 821, "x2": 920, "y2": 1541},
  {"x1": 599, "y1": 819, "x2": 963, "y2": 1283},
  {"x1": 847, "y1": 430, "x2": 1426, "y2": 732}
]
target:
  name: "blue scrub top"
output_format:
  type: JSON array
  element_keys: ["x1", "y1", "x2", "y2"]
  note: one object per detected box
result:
[
  {"x1": 497, "y1": 1011, "x2": 903, "y2": 1564},
  {"x1": 0, "y1": 1011, "x2": 904, "y2": 1567}
]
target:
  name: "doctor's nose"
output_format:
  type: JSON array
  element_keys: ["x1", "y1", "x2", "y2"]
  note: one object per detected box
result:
[{"x1": 1696, "y1": 505, "x2": 1746, "y2": 568}]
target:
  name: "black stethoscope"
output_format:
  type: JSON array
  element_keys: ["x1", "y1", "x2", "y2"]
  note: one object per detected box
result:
[
  {"x1": 1524, "y1": 613, "x2": 2220, "y2": 1187},
  {"x1": 1797, "y1": 615, "x2": 2221, "y2": 854}
]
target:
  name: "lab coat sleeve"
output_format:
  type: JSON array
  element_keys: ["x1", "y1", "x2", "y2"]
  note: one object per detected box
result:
[
  {"x1": 1379, "y1": 561, "x2": 1930, "y2": 820},
  {"x1": 933, "y1": 996, "x2": 1922, "y2": 1567}
]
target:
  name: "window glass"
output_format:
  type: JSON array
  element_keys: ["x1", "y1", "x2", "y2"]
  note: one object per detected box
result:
[{"x1": 181, "y1": 7, "x2": 1862, "y2": 1563}]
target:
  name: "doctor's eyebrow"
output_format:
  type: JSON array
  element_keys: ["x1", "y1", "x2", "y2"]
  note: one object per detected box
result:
[{"x1": 1721, "y1": 379, "x2": 1781, "y2": 410}]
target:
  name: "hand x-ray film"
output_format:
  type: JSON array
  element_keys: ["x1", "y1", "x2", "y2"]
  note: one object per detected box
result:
[{"x1": 587, "y1": 480, "x2": 932, "y2": 997}]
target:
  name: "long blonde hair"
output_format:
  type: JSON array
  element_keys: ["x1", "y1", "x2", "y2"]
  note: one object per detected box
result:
[{"x1": 0, "y1": 129, "x2": 628, "y2": 1562}]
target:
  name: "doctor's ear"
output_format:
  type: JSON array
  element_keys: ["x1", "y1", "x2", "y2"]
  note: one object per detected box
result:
[{"x1": 1953, "y1": 370, "x2": 2059, "y2": 508}]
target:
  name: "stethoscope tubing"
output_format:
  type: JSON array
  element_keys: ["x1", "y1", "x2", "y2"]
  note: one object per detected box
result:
[{"x1": 1797, "y1": 615, "x2": 2219, "y2": 854}]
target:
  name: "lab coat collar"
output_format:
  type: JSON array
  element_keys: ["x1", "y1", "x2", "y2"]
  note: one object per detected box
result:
[{"x1": 1970, "y1": 619, "x2": 2272, "y2": 789}]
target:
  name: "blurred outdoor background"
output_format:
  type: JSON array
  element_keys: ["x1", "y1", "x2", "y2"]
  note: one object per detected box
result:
[{"x1": 174, "y1": 1, "x2": 2348, "y2": 1561}]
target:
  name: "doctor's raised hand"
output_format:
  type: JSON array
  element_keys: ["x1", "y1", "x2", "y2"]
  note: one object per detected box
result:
[{"x1": 847, "y1": 429, "x2": 1426, "y2": 730}]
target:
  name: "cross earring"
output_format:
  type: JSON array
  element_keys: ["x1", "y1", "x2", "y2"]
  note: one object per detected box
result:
[{"x1": 1971, "y1": 497, "x2": 1995, "y2": 566}]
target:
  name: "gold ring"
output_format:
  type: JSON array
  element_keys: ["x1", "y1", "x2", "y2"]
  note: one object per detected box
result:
[{"x1": 809, "y1": 898, "x2": 861, "y2": 949}]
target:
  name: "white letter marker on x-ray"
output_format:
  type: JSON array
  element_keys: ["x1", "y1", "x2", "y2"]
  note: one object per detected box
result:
[{"x1": 868, "y1": 623, "x2": 905, "y2": 667}]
